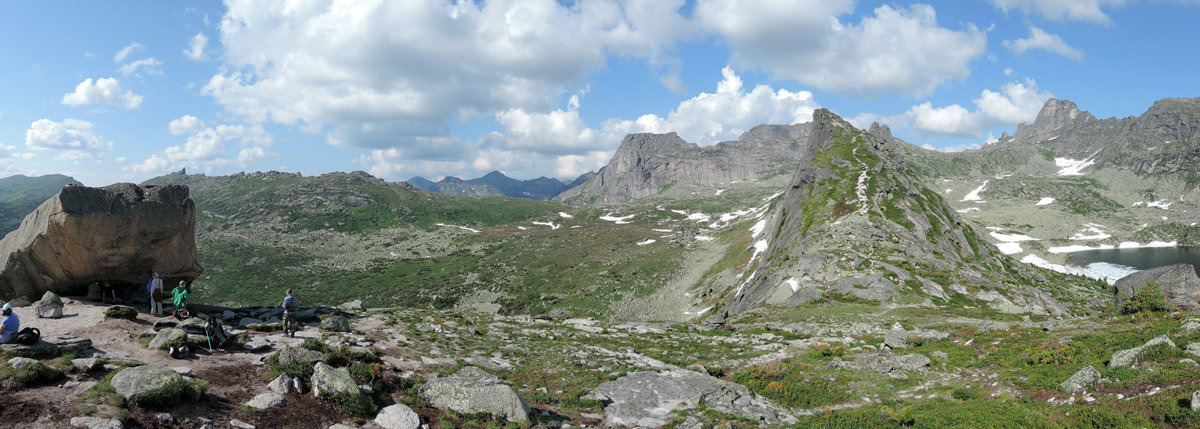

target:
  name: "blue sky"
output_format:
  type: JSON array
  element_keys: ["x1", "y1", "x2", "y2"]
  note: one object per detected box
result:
[{"x1": 0, "y1": 0, "x2": 1197, "y2": 186}]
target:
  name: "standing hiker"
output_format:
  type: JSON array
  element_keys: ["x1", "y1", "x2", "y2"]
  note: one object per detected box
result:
[
  {"x1": 171, "y1": 281, "x2": 190, "y2": 319},
  {"x1": 281, "y1": 289, "x2": 298, "y2": 337},
  {"x1": 149, "y1": 273, "x2": 164, "y2": 316}
]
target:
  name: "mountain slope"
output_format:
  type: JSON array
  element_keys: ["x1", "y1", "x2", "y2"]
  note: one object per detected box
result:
[
  {"x1": 718, "y1": 110, "x2": 1099, "y2": 318},
  {"x1": 0, "y1": 174, "x2": 82, "y2": 235},
  {"x1": 405, "y1": 171, "x2": 577, "y2": 200}
]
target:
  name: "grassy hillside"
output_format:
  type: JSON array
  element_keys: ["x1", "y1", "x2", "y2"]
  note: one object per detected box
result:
[{"x1": 0, "y1": 174, "x2": 81, "y2": 235}]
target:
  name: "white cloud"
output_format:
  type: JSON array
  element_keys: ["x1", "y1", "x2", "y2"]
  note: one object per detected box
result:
[
  {"x1": 1003, "y1": 26, "x2": 1084, "y2": 61},
  {"x1": 988, "y1": 0, "x2": 1126, "y2": 24},
  {"x1": 61, "y1": 77, "x2": 143, "y2": 109},
  {"x1": 205, "y1": 0, "x2": 693, "y2": 151},
  {"x1": 360, "y1": 66, "x2": 818, "y2": 180},
  {"x1": 900, "y1": 79, "x2": 1054, "y2": 137},
  {"x1": 696, "y1": 2, "x2": 986, "y2": 97},
  {"x1": 168, "y1": 115, "x2": 205, "y2": 135},
  {"x1": 117, "y1": 57, "x2": 163, "y2": 76},
  {"x1": 130, "y1": 120, "x2": 275, "y2": 174},
  {"x1": 185, "y1": 32, "x2": 208, "y2": 60},
  {"x1": 25, "y1": 119, "x2": 112, "y2": 162},
  {"x1": 114, "y1": 42, "x2": 143, "y2": 63}
]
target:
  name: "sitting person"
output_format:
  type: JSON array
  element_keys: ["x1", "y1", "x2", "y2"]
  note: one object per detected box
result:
[{"x1": 0, "y1": 303, "x2": 19, "y2": 344}]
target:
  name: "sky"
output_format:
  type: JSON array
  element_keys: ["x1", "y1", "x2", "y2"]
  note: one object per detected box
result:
[{"x1": 0, "y1": 0, "x2": 1198, "y2": 187}]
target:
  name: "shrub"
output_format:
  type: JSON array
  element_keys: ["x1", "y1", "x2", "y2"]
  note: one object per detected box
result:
[
  {"x1": 331, "y1": 391, "x2": 377, "y2": 416},
  {"x1": 129, "y1": 377, "x2": 206, "y2": 409},
  {"x1": 267, "y1": 353, "x2": 315, "y2": 380},
  {"x1": 1120, "y1": 284, "x2": 1168, "y2": 314}
]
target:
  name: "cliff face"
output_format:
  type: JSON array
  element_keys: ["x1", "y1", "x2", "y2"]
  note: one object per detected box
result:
[
  {"x1": 1014, "y1": 97, "x2": 1200, "y2": 176},
  {"x1": 0, "y1": 183, "x2": 202, "y2": 301},
  {"x1": 557, "y1": 124, "x2": 814, "y2": 205}
]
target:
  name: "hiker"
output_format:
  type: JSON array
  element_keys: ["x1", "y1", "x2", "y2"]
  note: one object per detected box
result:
[
  {"x1": 149, "y1": 273, "x2": 164, "y2": 316},
  {"x1": 103, "y1": 281, "x2": 117, "y2": 303},
  {"x1": 171, "y1": 281, "x2": 190, "y2": 319},
  {"x1": 281, "y1": 289, "x2": 298, "y2": 337},
  {"x1": 0, "y1": 303, "x2": 19, "y2": 344}
]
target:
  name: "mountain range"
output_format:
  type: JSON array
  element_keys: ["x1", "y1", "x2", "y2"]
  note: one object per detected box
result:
[{"x1": 406, "y1": 170, "x2": 593, "y2": 200}]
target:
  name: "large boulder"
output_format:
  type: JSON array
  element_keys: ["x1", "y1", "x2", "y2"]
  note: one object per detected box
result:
[
  {"x1": 275, "y1": 346, "x2": 322, "y2": 367},
  {"x1": 421, "y1": 366, "x2": 529, "y2": 425},
  {"x1": 1114, "y1": 264, "x2": 1200, "y2": 310},
  {"x1": 0, "y1": 183, "x2": 202, "y2": 302},
  {"x1": 34, "y1": 291, "x2": 63, "y2": 318},
  {"x1": 320, "y1": 315, "x2": 351, "y2": 332},
  {"x1": 311, "y1": 362, "x2": 361, "y2": 399},
  {"x1": 148, "y1": 328, "x2": 186, "y2": 350},
  {"x1": 1060, "y1": 365, "x2": 1102, "y2": 393},
  {"x1": 109, "y1": 365, "x2": 187, "y2": 401},
  {"x1": 375, "y1": 404, "x2": 421, "y2": 429},
  {"x1": 586, "y1": 369, "x2": 795, "y2": 427}
]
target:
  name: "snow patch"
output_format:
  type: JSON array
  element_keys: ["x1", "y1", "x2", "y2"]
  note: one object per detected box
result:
[
  {"x1": 695, "y1": 235, "x2": 714, "y2": 242},
  {"x1": 750, "y1": 218, "x2": 768, "y2": 238},
  {"x1": 956, "y1": 207, "x2": 981, "y2": 213},
  {"x1": 600, "y1": 213, "x2": 635, "y2": 224},
  {"x1": 558, "y1": 212, "x2": 574, "y2": 219},
  {"x1": 1020, "y1": 254, "x2": 1138, "y2": 284},
  {"x1": 715, "y1": 189, "x2": 725, "y2": 196},
  {"x1": 1055, "y1": 152, "x2": 1099, "y2": 176},
  {"x1": 532, "y1": 221, "x2": 560, "y2": 230},
  {"x1": 1048, "y1": 244, "x2": 1115, "y2": 254},
  {"x1": 751, "y1": 239, "x2": 768, "y2": 260},
  {"x1": 435, "y1": 223, "x2": 481, "y2": 233},
  {"x1": 517, "y1": 226, "x2": 527, "y2": 230},
  {"x1": 636, "y1": 239, "x2": 656, "y2": 246},
  {"x1": 996, "y1": 242, "x2": 1023, "y2": 255},
  {"x1": 1147, "y1": 200, "x2": 1173, "y2": 209},
  {"x1": 652, "y1": 229, "x2": 673, "y2": 233},
  {"x1": 962, "y1": 181, "x2": 988, "y2": 202},
  {"x1": 990, "y1": 231, "x2": 1038, "y2": 242},
  {"x1": 1036, "y1": 197, "x2": 1055, "y2": 206},
  {"x1": 1069, "y1": 223, "x2": 1110, "y2": 240},
  {"x1": 784, "y1": 277, "x2": 800, "y2": 293},
  {"x1": 687, "y1": 212, "x2": 712, "y2": 222}
]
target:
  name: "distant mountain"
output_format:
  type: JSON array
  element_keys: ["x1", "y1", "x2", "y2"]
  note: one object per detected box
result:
[
  {"x1": 405, "y1": 170, "x2": 584, "y2": 200},
  {"x1": 556, "y1": 123, "x2": 814, "y2": 205},
  {"x1": 0, "y1": 174, "x2": 82, "y2": 235}
]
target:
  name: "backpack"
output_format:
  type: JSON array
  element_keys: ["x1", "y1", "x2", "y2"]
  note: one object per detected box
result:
[{"x1": 14, "y1": 327, "x2": 40, "y2": 345}]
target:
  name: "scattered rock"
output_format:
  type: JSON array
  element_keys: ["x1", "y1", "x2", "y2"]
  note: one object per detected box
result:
[
  {"x1": 148, "y1": 328, "x2": 186, "y2": 350},
  {"x1": 176, "y1": 317, "x2": 207, "y2": 334},
  {"x1": 1060, "y1": 366, "x2": 1102, "y2": 393},
  {"x1": 374, "y1": 404, "x2": 421, "y2": 429},
  {"x1": 293, "y1": 377, "x2": 305, "y2": 394},
  {"x1": 0, "y1": 334, "x2": 92, "y2": 357},
  {"x1": 70, "y1": 416, "x2": 124, "y2": 429},
  {"x1": 71, "y1": 358, "x2": 101, "y2": 371},
  {"x1": 338, "y1": 300, "x2": 364, "y2": 312},
  {"x1": 1114, "y1": 264, "x2": 1200, "y2": 310},
  {"x1": 1182, "y1": 319, "x2": 1200, "y2": 333},
  {"x1": 1110, "y1": 335, "x2": 1176, "y2": 367},
  {"x1": 8, "y1": 356, "x2": 38, "y2": 369},
  {"x1": 6, "y1": 296, "x2": 31, "y2": 307},
  {"x1": 585, "y1": 368, "x2": 794, "y2": 427},
  {"x1": 171, "y1": 367, "x2": 193, "y2": 376},
  {"x1": 883, "y1": 322, "x2": 948, "y2": 349},
  {"x1": 833, "y1": 353, "x2": 930, "y2": 374},
  {"x1": 246, "y1": 392, "x2": 286, "y2": 410},
  {"x1": 421, "y1": 366, "x2": 530, "y2": 425},
  {"x1": 312, "y1": 362, "x2": 365, "y2": 401},
  {"x1": 238, "y1": 318, "x2": 264, "y2": 328},
  {"x1": 1193, "y1": 391, "x2": 1200, "y2": 412},
  {"x1": 230, "y1": 419, "x2": 256, "y2": 429},
  {"x1": 244, "y1": 337, "x2": 273, "y2": 353},
  {"x1": 1186, "y1": 343, "x2": 1200, "y2": 358},
  {"x1": 268, "y1": 374, "x2": 293, "y2": 395},
  {"x1": 104, "y1": 305, "x2": 139, "y2": 320},
  {"x1": 320, "y1": 315, "x2": 351, "y2": 332},
  {"x1": 275, "y1": 346, "x2": 322, "y2": 366},
  {"x1": 34, "y1": 291, "x2": 63, "y2": 318},
  {"x1": 153, "y1": 317, "x2": 179, "y2": 330},
  {"x1": 109, "y1": 365, "x2": 187, "y2": 402},
  {"x1": 222, "y1": 310, "x2": 236, "y2": 320}
]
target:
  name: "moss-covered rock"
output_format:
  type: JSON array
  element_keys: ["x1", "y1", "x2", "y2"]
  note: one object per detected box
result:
[
  {"x1": 104, "y1": 305, "x2": 139, "y2": 320},
  {"x1": 148, "y1": 328, "x2": 186, "y2": 350},
  {"x1": 109, "y1": 364, "x2": 200, "y2": 408}
]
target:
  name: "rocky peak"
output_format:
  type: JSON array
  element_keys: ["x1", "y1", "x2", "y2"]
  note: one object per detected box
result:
[
  {"x1": 1016, "y1": 98, "x2": 1097, "y2": 143},
  {"x1": 1130, "y1": 97, "x2": 1200, "y2": 145}
]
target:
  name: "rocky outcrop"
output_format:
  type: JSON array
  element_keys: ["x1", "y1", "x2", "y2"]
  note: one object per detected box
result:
[
  {"x1": 724, "y1": 109, "x2": 1011, "y2": 316},
  {"x1": 1060, "y1": 365, "x2": 1102, "y2": 393},
  {"x1": 1110, "y1": 335, "x2": 1176, "y2": 367},
  {"x1": 556, "y1": 123, "x2": 815, "y2": 205},
  {"x1": 374, "y1": 404, "x2": 421, "y2": 429},
  {"x1": 420, "y1": 366, "x2": 529, "y2": 425},
  {"x1": 275, "y1": 346, "x2": 322, "y2": 367},
  {"x1": 320, "y1": 315, "x2": 351, "y2": 332},
  {"x1": 311, "y1": 362, "x2": 361, "y2": 400},
  {"x1": 585, "y1": 368, "x2": 795, "y2": 427},
  {"x1": 1114, "y1": 264, "x2": 1200, "y2": 310},
  {"x1": 833, "y1": 353, "x2": 930, "y2": 375},
  {"x1": 0, "y1": 183, "x2": 202, "y2": 301}
]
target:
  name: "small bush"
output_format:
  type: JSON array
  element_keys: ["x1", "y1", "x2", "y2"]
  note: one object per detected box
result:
[
  {"x1": 129, "y1": 376, "x2": 205, "y2": 409},
  {"x1": 951, "y1": 388, "x2": 978, "y2": 401},
  {"x1": 331, "y1": 391, "x2": 377, "y2": 416},
  {"x1": 1120, "y1": 284, "x2": 1168, "y2": 314},
  {"x1": 267, "y1": 353, "x2": 315, "y2": 380}
]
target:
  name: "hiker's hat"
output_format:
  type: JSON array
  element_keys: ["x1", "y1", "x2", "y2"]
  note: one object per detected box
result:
[{"x1": 2, "y1": 303, "x2": 10, "y2": 311}]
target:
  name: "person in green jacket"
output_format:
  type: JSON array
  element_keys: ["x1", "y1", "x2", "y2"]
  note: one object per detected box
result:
[{"x1": 171, "y1": 281, "x2": 190, "y2": 319}]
